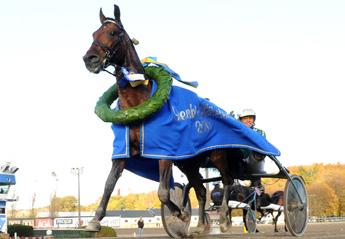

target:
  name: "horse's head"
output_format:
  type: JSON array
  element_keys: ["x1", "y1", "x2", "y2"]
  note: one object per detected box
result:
[
  {"x1": 229, "y1": 185, "x2": 248, "y2": 202},
  {"x1": 83, "y1": 5, "x2": 129, "y2": 74}
]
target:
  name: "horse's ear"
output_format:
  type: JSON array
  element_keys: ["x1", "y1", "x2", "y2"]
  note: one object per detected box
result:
[
  {"x1": 114, "y1": 5, "x2": 121, "y2": 21},
  {"x1": 99, "y1": 8, "x2": 106, "y2": 23}
]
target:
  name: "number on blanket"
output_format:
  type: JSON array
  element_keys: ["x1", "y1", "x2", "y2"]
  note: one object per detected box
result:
[{"x1": 195, "y1": 120, "x2": 210, "y2": 133}]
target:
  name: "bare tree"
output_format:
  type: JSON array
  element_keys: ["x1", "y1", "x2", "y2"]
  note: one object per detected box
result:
[
  {"x1": 9, "y1": 202, "x2": 17, "y2": 218},
  {"x1": 30, "y1": 192, "x2": 36, "y2": 218}
]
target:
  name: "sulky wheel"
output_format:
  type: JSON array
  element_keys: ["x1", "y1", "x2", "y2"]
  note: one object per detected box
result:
[
  {"x1": 161, "y1": 182, "x2": 192, "y2": 238},
  {"x1": 284, "y1": 175, "x2": 308, "y2": 236},
  {"x1": 245, "y1": 208, "x2": 257, "y2": 234}
]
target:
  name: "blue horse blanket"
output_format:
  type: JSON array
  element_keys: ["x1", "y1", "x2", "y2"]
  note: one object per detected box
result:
[{"x1": 111, "y1": 84, "x2": 280, "y2": 182}]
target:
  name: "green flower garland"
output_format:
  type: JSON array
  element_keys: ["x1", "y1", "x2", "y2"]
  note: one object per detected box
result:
[{"x1": 94, "y1": 66, "x2": 172, "y2": 124}]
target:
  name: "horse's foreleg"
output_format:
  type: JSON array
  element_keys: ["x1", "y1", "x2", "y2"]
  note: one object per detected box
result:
[
  {"x1": 228, "y1": 208, "x2": 233, "y2": 226},
  {"x1": 86, "y1": 159, "x2": 125, "y2": 231},
  {"x1": 257, "y1": 209, "x2": 265, "y2": 222},
  {"x1": 273, "y1": 211, "x2": 281, "y2": 232},
  {"x1": 95, "y1": 159, "x2": 125, "y2": 219},
  {"x1": 158, "y1": 160, "x2": 182, "y2": 218},
  {"x1": 242, "y1": 209, "x2": 247, "y2": 232}
]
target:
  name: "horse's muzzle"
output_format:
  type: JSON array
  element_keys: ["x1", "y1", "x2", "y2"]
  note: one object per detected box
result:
[{"x1": 83, "y1": 53, "x2": 102, "y2": 73}]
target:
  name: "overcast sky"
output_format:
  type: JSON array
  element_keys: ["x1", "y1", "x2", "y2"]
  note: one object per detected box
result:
[{"x1": 1, "y1": 0, "x2": 345, "y2": 209}]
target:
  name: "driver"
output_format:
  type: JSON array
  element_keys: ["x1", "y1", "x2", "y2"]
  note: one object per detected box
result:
[
  {"x1": 238, "y1": 108, "x2": 266, "y2": 138},
  {"x1": 238, "y1": 108, "x2": 266, "y2": 191}
]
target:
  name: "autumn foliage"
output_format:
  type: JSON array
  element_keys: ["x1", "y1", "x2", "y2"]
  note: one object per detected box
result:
[{"x1": 263, "y1": 163, "x2": 345, "y2": 217}]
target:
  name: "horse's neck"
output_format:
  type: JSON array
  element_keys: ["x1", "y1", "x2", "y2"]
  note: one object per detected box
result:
[
  {"x1": 258, "y1": 193, "x2": 271, "y2": 206},
  {"x1": 271, "y1": 191, "x2": 283, "y2": 204},
  {"x1": 114, "y1": 44, "x2": 150, "y2": 156},
  {"x1": 115, "y1": 43, "x2": 151, "y2": 109},
  {"x1": 123, "y1": 43, "x2": 144, "y2": 74}
]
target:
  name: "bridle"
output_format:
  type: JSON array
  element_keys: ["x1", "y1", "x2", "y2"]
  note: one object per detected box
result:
[{"x1": 91, "y1": 19, "x2": 126, "y2": 73}]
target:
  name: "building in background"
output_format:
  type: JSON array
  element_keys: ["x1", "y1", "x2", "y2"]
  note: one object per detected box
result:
[{"x1": 0, "y1": 162, "x2": 19, "y2": 233}]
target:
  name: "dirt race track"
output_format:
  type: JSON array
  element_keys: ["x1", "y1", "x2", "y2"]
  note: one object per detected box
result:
[{"x1": 115, "y1": 222, "x2": 345, "y2": 238}]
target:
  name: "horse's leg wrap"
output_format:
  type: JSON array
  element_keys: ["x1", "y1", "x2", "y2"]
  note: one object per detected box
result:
[{"x1": 86, "y1": 159, "x2": 125, "y2": 232}]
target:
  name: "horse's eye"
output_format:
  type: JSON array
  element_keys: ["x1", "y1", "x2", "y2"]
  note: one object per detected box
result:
[{"x1": 109, "y1": 31, "x2": 116, "y2": 37}]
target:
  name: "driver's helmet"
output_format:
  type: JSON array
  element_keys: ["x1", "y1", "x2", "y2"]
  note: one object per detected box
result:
[{"x1": 238, "y1": 108, "x2": 256, "y2": 121}]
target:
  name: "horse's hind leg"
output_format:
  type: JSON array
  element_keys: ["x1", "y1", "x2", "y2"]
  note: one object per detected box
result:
[
  {"x1": 209, "y1": 149, "x2": 234, "y2": 233},
  {"x1": 158, "y1": 160, "x2": 183, "y2": 217},
  {"x1": 177, "y1": 159, "x2": 208, "y2": 234},
  {"x1": 86, "y1": 159, "x2": 125, "y2": 231},
  {"x1": 187, "y1": 172, "x2": 207, "y2": 232}
]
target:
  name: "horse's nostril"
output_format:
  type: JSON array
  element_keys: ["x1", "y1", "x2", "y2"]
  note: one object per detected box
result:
[
  {"x1": 84, "y1": 54, "x2": 100, "y2": 64},
  {"x1": 89, "y1": 55, "x2": 100, "y2": 64}
]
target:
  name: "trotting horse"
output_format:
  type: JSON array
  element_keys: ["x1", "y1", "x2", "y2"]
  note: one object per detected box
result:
[
  {"x1": 82, "y1": 5, "x2": 234, "y2": 235},
  {"x1": 227, "y1": 185, "x2": 287, "y2": 233},
  {"x1": 259, "y1": 190, "x2": 287, "y2": 232},
  {"x1": 227, "y1": 184, "x2": 260, "y2": 232}
]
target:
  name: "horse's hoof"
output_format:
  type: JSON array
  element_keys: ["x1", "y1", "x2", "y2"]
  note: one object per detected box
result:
[
  {"x1": 219, "y1": 220, "x2": 231, "y2": 233},
  {"x1": 220, "y1": 224, "x2": 228, "y2": 233},
  {"x1": 202, "y1": 223, "x2": 211, "y2": 233},
  {"x1": 85, "y1": 219, "x2": 101, "y2": 232},
  {"x1": 180, "y1": 210, "x2": 191, "y2": 223},
  {"x1": 219, "y1": 211, "x2": 231, "y2": 233},
  {"x1": 190, "y1": 224, "x2": 210, "y2": 236},
  {"x1": 165, "y1": 215, "x2": 190, "y2": 238}
]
